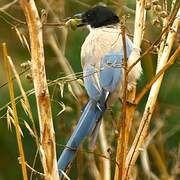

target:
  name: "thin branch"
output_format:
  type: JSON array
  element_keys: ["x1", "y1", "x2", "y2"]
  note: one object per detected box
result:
[
  {"x1": 0, "y1": 9, "x2": 65, "y2": 27},
  {"x1": 47, "y1": 34, "x2": 84, "y2": 97},
  {"x1": 0, "y1": 0, "x2": 18, "y2": 11},
  {"x1": 1, "y1": 43, "x2": 28, "y2": 180},
  {"x1": 26, "y1": 162, "x2": 44, "y2": 177},
  {"x1": 116, "y1": 0, "x2": 147, "y2": 179},
  {"x1": 149, "y1": 144, "x2": 170, "y2": 179},
  {"x1": 128, "y1": 2, "x2": 180, "y2": 74},
  {"x1": 18, "y1": 0, "x2": 59, "y2": 179},
  {"x1": 73, "y1": 0, "x2": 91, "y2": 8},
  {"x1": 8, "y1": 55, "x2": 40, "y2": 179},
  {"x1": 140, "y1": 149, "x2": 160, "y2": 180},
  {"x1": 99, "y1": 120, "x2": 111, "y2": 180},
  {"x1": 0, "y1": 67, "x2": 30, "y2": 89},
  {"x1": 125, "y1": 0, "x2": 146, "y2": 110},
  {"x1": 87, "y1": 154, "x2": 101, "y2": 180},
  {"x1": 115, "y1": 18, "x2": 129, "y2": 180},
  {"x1": 135, "y1": 46, "x2": 180, "y2": 104},
  {"x1": 125, "y1": 8, "x2": 180, "y2": 179},
  {"x1": 7, "y1": 55, "x2": 40, "y2": 153},
  {"x1": 56, "y1": 143, "x2": 119, "y2": 166}
]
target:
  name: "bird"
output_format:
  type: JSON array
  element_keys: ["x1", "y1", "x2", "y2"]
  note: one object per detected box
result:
[{"x1": 58, "y1": 5, "x2": 142, "y2": 178}]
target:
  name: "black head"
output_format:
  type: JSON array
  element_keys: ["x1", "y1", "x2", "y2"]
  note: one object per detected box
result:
[{"x1": 75, "y1": 6, "x2": 119, "y2": 28}]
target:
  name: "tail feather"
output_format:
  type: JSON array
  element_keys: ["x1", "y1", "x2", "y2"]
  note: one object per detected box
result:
[{"x1": 58, "y1": 99, "x2": 106, "y2": 178}]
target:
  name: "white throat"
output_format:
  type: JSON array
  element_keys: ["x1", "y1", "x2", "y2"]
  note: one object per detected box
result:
[
  {"x1": 86, "y1": 24, "x2": 120, "y2": 32},
  {"x1": 87, "y1": 25, "x2": 93, "y2": 31}
]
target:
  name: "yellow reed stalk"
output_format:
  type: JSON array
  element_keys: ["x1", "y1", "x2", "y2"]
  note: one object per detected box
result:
[{"x1": 2, "y1": 43, "x2": 28, "y2": 180}]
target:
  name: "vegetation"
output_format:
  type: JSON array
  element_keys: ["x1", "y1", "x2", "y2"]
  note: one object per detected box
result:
[{"x1": 0, "y1": 0, "x2": 179, "y2": 179}]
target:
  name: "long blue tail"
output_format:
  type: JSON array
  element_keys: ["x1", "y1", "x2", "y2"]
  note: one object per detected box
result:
[{"x1": 58, "y1": 98, "x2": 107, "y2": 178}]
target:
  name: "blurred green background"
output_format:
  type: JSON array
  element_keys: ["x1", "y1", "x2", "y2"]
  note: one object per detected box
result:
[{"x1": 0, "y1": 0, "x2": 179, "y2": 179}]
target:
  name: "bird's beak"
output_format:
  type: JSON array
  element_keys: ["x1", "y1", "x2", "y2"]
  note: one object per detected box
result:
[
  {"x1": 73, "y1": 13, "x2": 87, "y2": 27},
  {"x1": 65, "y1": 13, "x2": 87, "y2": 30},
  {"x1": 73, "y1": 13, "x2": 83, "y2": 19}
]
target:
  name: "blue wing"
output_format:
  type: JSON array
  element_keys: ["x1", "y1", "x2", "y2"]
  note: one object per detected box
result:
[
  {"x1": 83, "y1": 65, "x2": 102, "y2": 100},
  {"x1": 100, "y1": 36, "x2": 133, "y2": 92},
  {"x1": 84, "y1": 36, "x2": 133, "y2": 97},
  {"x1": 83, "y1": 53, "x2": 122, "y2": 100},
  {"x1": 99, "y1": 51, "x2": 123, "y2": 92}
]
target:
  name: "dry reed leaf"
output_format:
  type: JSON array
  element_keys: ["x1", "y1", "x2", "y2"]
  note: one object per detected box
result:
[
  {"x1": 8, "y1": 56, "x2": 34, "y2": 122},
  {"x1": 14, "y1": 27, "x2": 24, "y2": 46},
  {"x1": 22, "y1": 34, "x2": 30, "y2": 52},
  {"x1": 58, "y1": 82, "x2": 64, "y2": 98},
  {"x1": 20, "y1": 98, "x2": 29, "y2": 116},
  {"x1": 6, "y1": 106, "x2": 24, "y2": 136},
  {"x1": 60, "y1": 170, "x2": 71, "y2": 180},
  {"x1": 77, "y1": 79, "x2": 84, "y2": 87},
  {"x1": 68, "y1": 83, "x2": 78, "y2": 101},
  {"x1": 17, "y1": 125, "x2": 24, "y2": 137},
  {"x1": 141, "y1": 149, "x2": 151, "y2": 177},
  {"x1": 2, "y1": 42, "x2": 28, "y2": 179},
  {"x1": 7, "y1": 55, "x2": 40, "y2": 150},
  {"x1": 56, "y1": 101, "x2": 66, "y2": 116},
  {"x1": 20, "y1": 98, "x2": 32, "y2": 118},
  {"x1": 7, "y1": 105, "x2": 14, "y2": 117},
  {"x1": 24, "y1": 120, "x2": 35, "y2": 138},
  {"x1": 14, "y1": 27, "x2": 30, "y2": 52},
  {"x1": 7, "y1": 106, "x2": 13, "y2": 131}
]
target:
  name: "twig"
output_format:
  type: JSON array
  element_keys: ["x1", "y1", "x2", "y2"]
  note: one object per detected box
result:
[
  {"x1": 125, "y1": 0, "x2": 146, "y2": 117},
  {"x1": 26, "y1": 162, "x2": 44, "y2": 177},
  {"x1": 30, "y1": 149, "x2": 39, "y2": 180},
  {"x1": 135, "y1": 46, "x2": 180, "y2": 104},
  {"x1": 41, "y1": 0, "x2": 84, "y2": 98},
  {"x1": 115, "y1": 18, "x2": 129, "y2": 180},
  {"x1": 18, "y1": 0, "x2": 59, "y2": 179},
  {"x1": 7, "y1": 56, "x2": 39, "y2": 146},
  {"x1": 56, "y1": 143, "x2": 119, "y2": 166},
  {"x1": 112, "y1": 1, "x2": 135, "y2": 15},
  {"x1": 116, "y1": 0, "x2": 147, "y2": 179},
  {"x1": 0, "y1": 9, "x2": 65, "y2": 27},
  {"x1": 73, "y1": 0, "x2": 91, "y2": 8},
  {"x1": 43, "y1": 22, "x2": 65, "y2": 26},
  {"x1": 99, "y1": 120, "x2": 111, "y2": 180},
  {"x1": 0, "y1": 9, "x2": 26, "y2": 24},
  {"x1": 141, "y1": 149, "x2": 161, "y2": 180},
  {"x1": 7, "y1": 56, "x2": 41, "y2": 180},
  {"x1": 0, "y1": 67, "x2": 30, "y2": 89},
  {"x1": 1, "y1": 43, "x2": 28, "y2": 180},
  {"x1": 149, "y1": 144, "x2": 170, "y2": 179},
  {"x1": 125, "y1": 8, "x2": 180, "y2": 179},
  {"x1": 128, "y1": 2, "x2": 180, "y2": 74},
  {"x1": 140, "y1": 121, "x2": 164, "y2": 180},
  {"x1": 47, "y1": 34, "x2": 84, "y2": 97},
  {"x1": 87, "y1": 154, "x2": 101, "y2": 180},
  {"x1": 0, "y1": 0, "x2": 18, "y2": 11}
]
